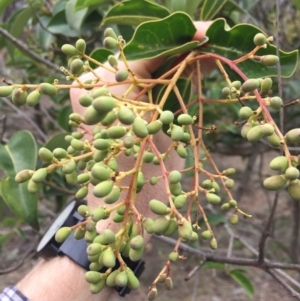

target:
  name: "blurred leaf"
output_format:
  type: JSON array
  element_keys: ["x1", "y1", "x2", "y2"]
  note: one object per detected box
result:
[
  {"x1": 0, "y1": 0, "x2": 14, "y2": 16},
  {"x1": 292, "y1": 0, "x2": 300, "y2": 10},
  {"x1": 0, "y1": 131, "x2": 38, "y2": 229},
  {"x1": 0, "y1": 178, "x2": 39, "y2": 230},
  {"x1": 38, "y1": 16, "x2": 54, "y2": 51},
  {"x1": 199, "y1": 212, "x2": 227, "y2": 226},
  {"x1": 75, "y1": 0, "x2": 111, "y2": 11},
  {"x1": 0, "y1": 131, "x2": 37, "y2": 178},
  {"x1": 203, "y1": 262, "x2": 225, "y2": 269},
  {"x1": 6, "y1": 7, "x2": 33, "y2": 57},
  {"x1": 100, "y1": 0, "x2": 170, "y2": 27},
  {"x1": 1, "y1": 217, "x2": 17, "y2": 227},
  {"x1": 48, "y1": 11, "x2": 80, "y2": 37},
  {"x1": 230, "y1": 269, "x2": 254, "y2": 297},
  {"x1": 201, "y1": 0, "x2": 227, "y2": 21},
  {"x1": 44, "y1": 132, "x2": 70, "y2": 151},
  {"x1": 89, "y1": 48, "x2": 114, "y2": 69},
  {"x1": 123, "y1": 12, "x2": 198, "y2": 60},
  {"x1": 0, "y1": 234, "x2": 9, "y2": 251},
  {"x1": 58, "y1": 105, "x2": 73, "y2": 131},
  {"x1": 201, "y1": 19, "x2": 299, "y2": 78},
  {"x1": 65, "y1": 0, "x2": 89, "y2": 31}
]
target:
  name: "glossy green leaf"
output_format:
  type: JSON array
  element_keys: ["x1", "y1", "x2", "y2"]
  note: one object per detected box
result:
[
  {"x1": 0, "y1": 131, "x2": 37, "y2": 177},
  {"x1": 201, "y1": 0, "x2": 227, "y2": 21},
  {"x1": 123, "y1": 12, "x2": 198, "y2": 60},
  {"x1": 203, "y1": 262, "x2": 225, "y2": 269},
  {"x1": 75, "y1": 0, "x2": 111, "y2": 11},
  {"x1": 89, "y1": 48, "x2": 114, "y2": 69},
  {"x1": 0, "y1": 131, "x2": 38, "y2": 229},
  {"x1": 199, "y1": 212, "x2": 227, "y2": 226},
  {"x1": 100, "y1": 0, "x2": 170, "y2": 27},
  {"x1": 0, "y1": 0, "x2": 14, "y2": 16},
  {"x1": 230, "y1": 269, "x2": 254, "y2": 297},
  {"x1": 0, "y1": 178, "x2": 39, "y2": 230},
  {"x1": 47, "y1": 11, "x2": 79, "y2": 37},
  {"x1": 201, "y1": 19, "x2": 299, "y2": 78},
  {"x1": 65, "y1": 0, "x2": 89, "y2": 31},
  {"x1": 44, "y1": 132, "x2": 70, "y2": 151},
  {"x1": 58, "y1": 106, "x2": 73, "y2": 131}
]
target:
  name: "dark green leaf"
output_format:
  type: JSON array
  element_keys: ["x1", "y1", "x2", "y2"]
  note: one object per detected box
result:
[
  {"x1": 201, "y1": 19, "x2": 299, "y2": 78},
  {"x1": 203, "y1": 262, "x2": 225, "y2": 269},
  {"x1": 123, "y1": 12, "x2": 198, "y2": 60},
  {"x1": 0, "y1": 131, "x2": 37, "y2": 177},
  {"x1": 0, "y1": 131, "x2": 38, "y2": 229},
  {"x1": 292, "y1": 0, "x2": 300, "y2": 10},
  {"x1": 89, "y1": 48, "x2": 114, "y2": 69},
  {"x1": 38, "y1": 16, "x2": 54, "y2": 51},
  {"x1": 230, "y1": 269, "x2": 254, "y2": 297},
  {"x1": 65, "y1": 0, "x2": 89, "y2": 31},
  {"x1": 58, "y1": 106, "x2": 73, "y2": 131},
  {"x1": 100, "y1": 0, "x2": 170, "y2": 27},
  {"x1": 75, "y1": 0, "x2": 111, "y2": 11},
  {"x1": 47, "y1": 11, "x2": 79, "y2": 37},
  {"x1": 0, "y1": 177, "x2": 39, "y2": 229},
  {"x1": 201, "y1": 0, "x2": 227, "y2": 21},
  {"x1": 198, "y1": 212, "x2": 227, "y2": 226},
  {"x1": 44, "y1": 132, "x2": 70, "y2": 151},
  {"x1": 0, "y1": 0, "x2": 14, "y2": 16}
]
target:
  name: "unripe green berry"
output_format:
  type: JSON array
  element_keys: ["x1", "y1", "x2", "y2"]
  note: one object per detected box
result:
[
  {"x1": 79, "y1": 94, "x2": 93, "y2": 107},
  {"x1": 201, "y1": 230, "x2": 211, "y2": 240},
  {"x1": 270, "y1": 156, "x2": 288, "y2": 172},
  {"x1": 66, "y1": 170, "x2": 78, "y2": 185},
  {"x1": 12, "y1": 88, "x2": 27, "y2": 106},
  {"x1": 102, "y1": 247, "x2": 116, "y2": 268},
  {"x1": 61, "y1": 44, "x2": 78, "y2": 56},
  {"x1": 229, "y1": 214, "x2": 239, "y2": 224},
  {"x1": 76, "y1": 187, "x2": 88, "y2": 199},
  {"x1": 70, "y1": 58, "x2": 84, "y2": 75},
  {"x1": 118, "y1": 106, "x2": 135, "y2": 125},
  {"x1": 115, "y1": 271, "x2": 128, "y2": 287},
  {"x1": 159, "y1": 110, "x2": 174, "y2": 124},
  {"x1": 269, "y1": 96, "x2": 283, "y2": 110},
  {"x1": 77, "y1": 204, "x2": 90, "y2": 217},
  {"x1": 93, "y1": 139, "x2": 110, "y2": 151},
  {"x1": 147, "y1": 287, "x2": 158, "y2": 301},
  {"x1": 39, "y1": 83, "x2": 57, "y2": 96},
  {"x1": 92, "y1": 207, "x2": 109, "y2": 222},
  {"x1": 103, "y1": 186, "x2": 120, "y2": 204},
  {"x1": 32, "y1": 168, "x2": 47, "y2": 183},
  {"x1": 241, "y1": 79, "x2": 259, "y2": 93},
  {"x1": 150, "y1": 176, "x2": 158, "y2": 186},
  {"x1": 143, "y1": 151, "x2": 154, "y2": 163},
  {"x1": 169, "y1": 182, "x2": 182, "y2": 196},
  {"x1": 210, "y1": 238, "x2": 218, "y2": 250},
  {"x1": 222, "y1": 87, "x2": 230, "y2": 97},
  {"x1": 229, "y1": 199, "x2": 237, "y2": 207},
  {"x1": 174, "y1": 195, "x2": 187, "y2": 209},
  {"x1": 152, "y1": 216, "x2": 170, "y2": 234},
  {"x1": 106, "y1": 270, "x2": 119, "y2": 287},
  {"x1": 26, "y1": 90, "x2": 41, "y2": 106},
  {"x1": 176, "y1": 144, "x2": 188, "y2": 158},
  {"x1": 127, "y1": 267, "x2": 140, "y2": 289},
  {"x1": 239, "y1": 106, "x2": 253, "y2": 119},
  {"x1": 288, "y1": 180, "x2": 300, "y2": 201},
  {"x1": 53, "y1": 148, "x2": 68, "y2": 159},
  {"x1": 260, "y1": 123, "x2": 274, "y2": 136},
  {"x1": 168, "y1": 251, "x2": 179, "y2": 262},
  {"x1": 74, "y1": 226, "x2": 86, "y2": 240},
  {"x1": 75, "y1": 38, "x2": 86, "y2": 53},
  {"x1": 165, "y1": 277, "x2": 173, "y2": 290},
  {"x1": 62, "y1": 159, "x2": 76, "y2": 174},
  {"x1": 253, "y1": 33, "x2": 266, "y2": 46},
  {"x1": 222, "y1": 168, "x2": 235, "y2": 176},
  {"x1": 107, "y1": 55, "x2": 118, "y2": 69},
  {"x1": 261, "y1": 55, "x2": 279, "y2": 66},
  {"x1": 261, "y1": 77, "x2": 272, "y2": 93},
  {"x1": 221, "y1": 203, "x2": 231, "y2": 211},
  {"x1": 123, "y1": 135, "x2": 134, "y2": 149},
  {"x1": 107, "y1": 126, "x2": 126, "y2": 139},
  {"x1": 247, "y1": 125, "x2": 263, "y2": 142},
  {"x1": 224, "y1": 179, "x2": 235, "y2": 189},
  {"x1": 178, "y1": 218, "x2": 192, "y2": 240},
  {"x1": 171, "y1": 125, "x2": 184, "y2": 141},
  {"x1": 285, "y1": 166, "x2": 300, "y2": 180},
  {"x1": 206, "y1": 193, "x2": 221, "y2": 204},
  {"x1": 15, "y1": 169, "x2": 34, "y2": 183},
  {"x1": 132, "y1": 118, "x2": 148, "y2": 138},
  {"x1": 263, "y1": 175, "x2": 287, "y2": 190},
  {"x1": 130, "y1": 235, "x2": 144, "y2": 250},
  {"x1": 104, "y1": 28, "x2": 118, "y2": 40},
  {"x1": 267, "y1": 132, "x2": 281, "y2": 147},
  {"x1": 0, "y1": 85, "x2": 13, "y2": 97},
  {"x1": 93, "y1": 180, "x2": 114, "y2": 198},
  {"x1": 103, "y1": 37, "x2": 118, "y2": 49},
  {"x1": 27, "y1": 178, "x2": 39, "y2": 193},
  {"x1": 115, "y1": 69, "x2": 129, "y2": 82},
  {"x1": 230, "y1": 81, "x2": 241, "y2": 90},
  {"x1": 285, "y1": 129, "x2": 300, "y2": 144},
  {"x1": 55, "y1": 227, "x2": 71, "y2": 243},
  {"x1": 147, "y1": 120, "x2": 163, "y2": 134},
  {"x1": 177, "y1": 114, "x2": 193, "y2": 125},
  {"x1": 93, "y1": 96, "x2": 116, "y2": 114},
  {"x1": 168, "y1": 170, "x2": 182, "y2": 184}
]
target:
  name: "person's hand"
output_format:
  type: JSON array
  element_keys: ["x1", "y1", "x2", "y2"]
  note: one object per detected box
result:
[{"x1": 16, "y1": 21, "x2": 212, "y2": 301}]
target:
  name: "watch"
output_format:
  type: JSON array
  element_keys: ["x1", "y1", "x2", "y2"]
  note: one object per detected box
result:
[{"x1": 36, "y1": 200, "x2": 145, "y2": 296}]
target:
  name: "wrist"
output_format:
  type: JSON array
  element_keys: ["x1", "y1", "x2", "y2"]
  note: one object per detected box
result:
[{"x1": 16, "y1": 256, "x2": 114, "y2": 301}]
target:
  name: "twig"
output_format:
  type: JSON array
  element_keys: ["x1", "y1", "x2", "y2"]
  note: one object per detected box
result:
[
  {"x1": 0, "y1": 27, "x2": 61, "y2": 73},
  {"x1": 153, "y1": 235, "x2": 300, "y2": 271},
  {"x1": 43, "y1": 180, "x2": 76, "y2": 195},
  {"x1": 268, "y1": 269, "x2": 300, "y2": 300},
  {"x1": 1, "y1": 97, "x2": 48, "y2": 142},
  {"x1": 258, "y1": 191, "x2": 280, "y2": 264}
]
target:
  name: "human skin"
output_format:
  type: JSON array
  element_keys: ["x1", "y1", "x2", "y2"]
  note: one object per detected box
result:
[{"x1": 16, "y1": 21, "x2": 211, "y2": 301}]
